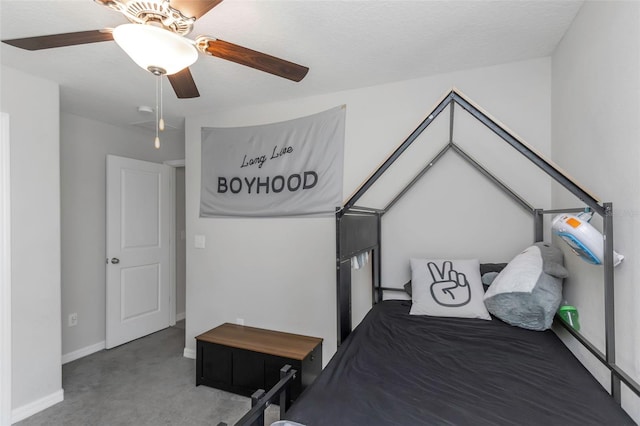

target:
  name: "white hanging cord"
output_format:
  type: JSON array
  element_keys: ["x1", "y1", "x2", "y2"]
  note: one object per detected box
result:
[
  {"x1": 159, "y1": 75, "x2": 165, "y2": 132},
  {"x1": 154, "y1": 74, "x2": 160, "y2": 149}
]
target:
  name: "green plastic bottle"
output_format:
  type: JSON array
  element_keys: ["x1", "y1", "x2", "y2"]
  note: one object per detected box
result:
[{"x1": 558, "y1": 305, "x2": 580, "y2": 331}]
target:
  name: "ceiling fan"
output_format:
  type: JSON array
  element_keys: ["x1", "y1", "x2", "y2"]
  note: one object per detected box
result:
[{"x1": 2, "y1": 0, "x2": 310, "y2": 99}]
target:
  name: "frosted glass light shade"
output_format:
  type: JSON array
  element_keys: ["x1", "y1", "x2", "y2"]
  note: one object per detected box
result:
[{"x1": 113, "y1": 24, "x2": 198, "y2": 75}]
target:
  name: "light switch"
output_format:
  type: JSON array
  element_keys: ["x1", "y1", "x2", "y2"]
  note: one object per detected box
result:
[{"x1": 194, "y1": 234, "x2": 206, "y2": 249}]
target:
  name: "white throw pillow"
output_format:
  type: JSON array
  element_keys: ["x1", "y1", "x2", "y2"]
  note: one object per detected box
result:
[{"x1": 409, "y1": 258, "x2": 491, "y2": 320}]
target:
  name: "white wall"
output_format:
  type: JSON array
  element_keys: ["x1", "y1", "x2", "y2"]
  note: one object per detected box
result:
[
  {"x1": 551, "y1": 1, "x2": 640, "y2": 421},
  {"x1": 185, "y1": 57, "x2": 552, "y2": 362},
  {"x1": 0, "y1": 111, "x2": 11, "y2": 426},
  {"x1": 0, "y1": 66, "x2": 62, "y2": 420},
  {"x1": 60, "y1": 113, "x2": 185, "y2": 358}
]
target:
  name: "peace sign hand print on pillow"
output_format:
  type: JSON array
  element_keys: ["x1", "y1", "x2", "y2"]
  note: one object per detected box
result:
[
  {"x1": 408, "y1": 258, "x2": 490, "y2": 320},
  {"x1": 427, "y1": 261, "x2": 471, "y2": 307}
]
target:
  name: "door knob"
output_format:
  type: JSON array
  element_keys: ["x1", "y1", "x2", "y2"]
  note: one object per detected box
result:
[{"x1": 111, "y1": 258, "x2": 120, "y2": 264}]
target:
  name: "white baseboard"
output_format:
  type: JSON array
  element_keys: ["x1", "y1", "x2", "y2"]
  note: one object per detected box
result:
[
  {"x1": 176, "y1": 312, "x2": 185, "y2": 322},
  {"x1": 61, "y1": 341, "x2": 106, "y2": 365},
  {"x1": 12, "y1": 389, "x2": 63, "y2": 424},
  {"x1": 183, "y1": 347, "x2": 196, "y2": 359}
]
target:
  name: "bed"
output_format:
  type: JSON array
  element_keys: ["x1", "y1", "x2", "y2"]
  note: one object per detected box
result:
[
  {"x1": 228, "y1": 89, "x2": 640, "y2": 425},
  {"x1": 284, "y1": 299, "x2": 634, "y2": 425}
]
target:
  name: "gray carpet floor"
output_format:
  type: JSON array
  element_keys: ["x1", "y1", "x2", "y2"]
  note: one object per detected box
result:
[{"x1": 16, "y1": 322, "x2": 278, "y2": 426}]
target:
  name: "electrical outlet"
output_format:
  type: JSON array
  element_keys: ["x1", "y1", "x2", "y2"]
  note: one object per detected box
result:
[
  {"x1": 236, "y1": 318, "x2": 244, "y2": 326},
  {"x1": 68, "y1": 313, "x2": 78, "y2": 327}
]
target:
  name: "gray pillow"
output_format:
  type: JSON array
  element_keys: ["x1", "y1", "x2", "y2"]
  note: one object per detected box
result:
[
  {"x1": 403, "y1": 280, "x2": 412, "y2": 296},
  {"x1": 481, "y1": 272, "x2": 500, "y2": 286},
  {"x1": 480, "y1": 263, "x2": 508, "y2": 275},
  {"x1": 483, "y1": 243, "x2": 567, "y2": 331}
]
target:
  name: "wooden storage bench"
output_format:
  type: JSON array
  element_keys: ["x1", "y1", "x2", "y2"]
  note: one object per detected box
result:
[{"x1": 196, "y1": 323, "x2": 322, "y2": 405}]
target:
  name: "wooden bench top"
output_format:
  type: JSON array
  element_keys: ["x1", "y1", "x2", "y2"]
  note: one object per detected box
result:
[{"x1": 196, "y1": 323, "x2": 323, "y2": 360}]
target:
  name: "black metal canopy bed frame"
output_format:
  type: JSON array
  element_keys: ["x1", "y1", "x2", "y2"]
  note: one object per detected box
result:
[{"x1": 230, "y1": 89, "x2": 640, "y2": 425}]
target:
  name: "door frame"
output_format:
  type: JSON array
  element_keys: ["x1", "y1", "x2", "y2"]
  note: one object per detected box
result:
[
  {"x1": 106, "y1": 155, "x2": 173, "y2": 348},
  {"x1": 103, "y1": 157, "x2": 184, "y2": 345},
  {"x1": 1, "y1": 112, "x2": 12, "y2": 425},
  {"x1": 164, "y1": 159, "x2": 185, "y2": 326}
]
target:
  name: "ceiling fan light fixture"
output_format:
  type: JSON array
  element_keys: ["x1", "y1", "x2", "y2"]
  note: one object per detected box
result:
[{"x1": 113, "y1": 24, "x2": 198, "y2": 75}]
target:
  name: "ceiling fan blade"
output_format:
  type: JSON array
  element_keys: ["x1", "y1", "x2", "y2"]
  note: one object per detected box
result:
[
  {"x1": 168, "y1": 68, "x2": 200, "y2": 99},
  {"x1": 2, "y1": 30, "x2": 113, "y2": 51},
  {"x1": 199, "y1": 39, "x2": 309, "y2": 82},
  {"x1": 170, "y1": 0, "x2": 224, "y2": 20}
]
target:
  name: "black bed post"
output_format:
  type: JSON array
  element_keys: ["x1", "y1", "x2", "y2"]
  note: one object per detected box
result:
[
  {"x1": 337, "y1": 258, "x2": 352, "y2": 347},
  {"x1": 371, "y1": 247, "x2": 379, "y2": 305},
  {"x1": 249, "y1": 390, "x2": 265, "y2": 426},
  {"x1": 533, "y1": 209, "x2": 544, "y2": 243},
  {"x1": 603, "y1": 202, "x2": 620, "y2": 402},
  {"x1": 373, "y1": 213, "x2": 382, "y2": 304},
  {"x1": 336, "y1": 210, "x2": 351, "y2": 347}
]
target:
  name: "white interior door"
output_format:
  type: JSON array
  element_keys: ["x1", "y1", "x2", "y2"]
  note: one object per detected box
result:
[{"x1": 106, "y1": 155, "x2": 172, "y2": 349}]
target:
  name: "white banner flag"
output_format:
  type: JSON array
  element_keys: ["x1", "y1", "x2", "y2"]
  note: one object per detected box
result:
[{"x1": 200, "y1": 106, "x2": 345, "y2": 217}]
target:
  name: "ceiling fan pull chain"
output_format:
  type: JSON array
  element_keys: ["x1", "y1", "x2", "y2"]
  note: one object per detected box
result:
[
  {"x1": 159, "y1": 75, "x2": 165, "y2": 132},
  {"x1": 154, "y1": 74, "x2": 160, "y2": 149}
]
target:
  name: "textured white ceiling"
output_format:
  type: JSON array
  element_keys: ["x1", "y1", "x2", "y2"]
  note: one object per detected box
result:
[{"x1": 0, "y1": 0, "x2": 583, "y2": 129}]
